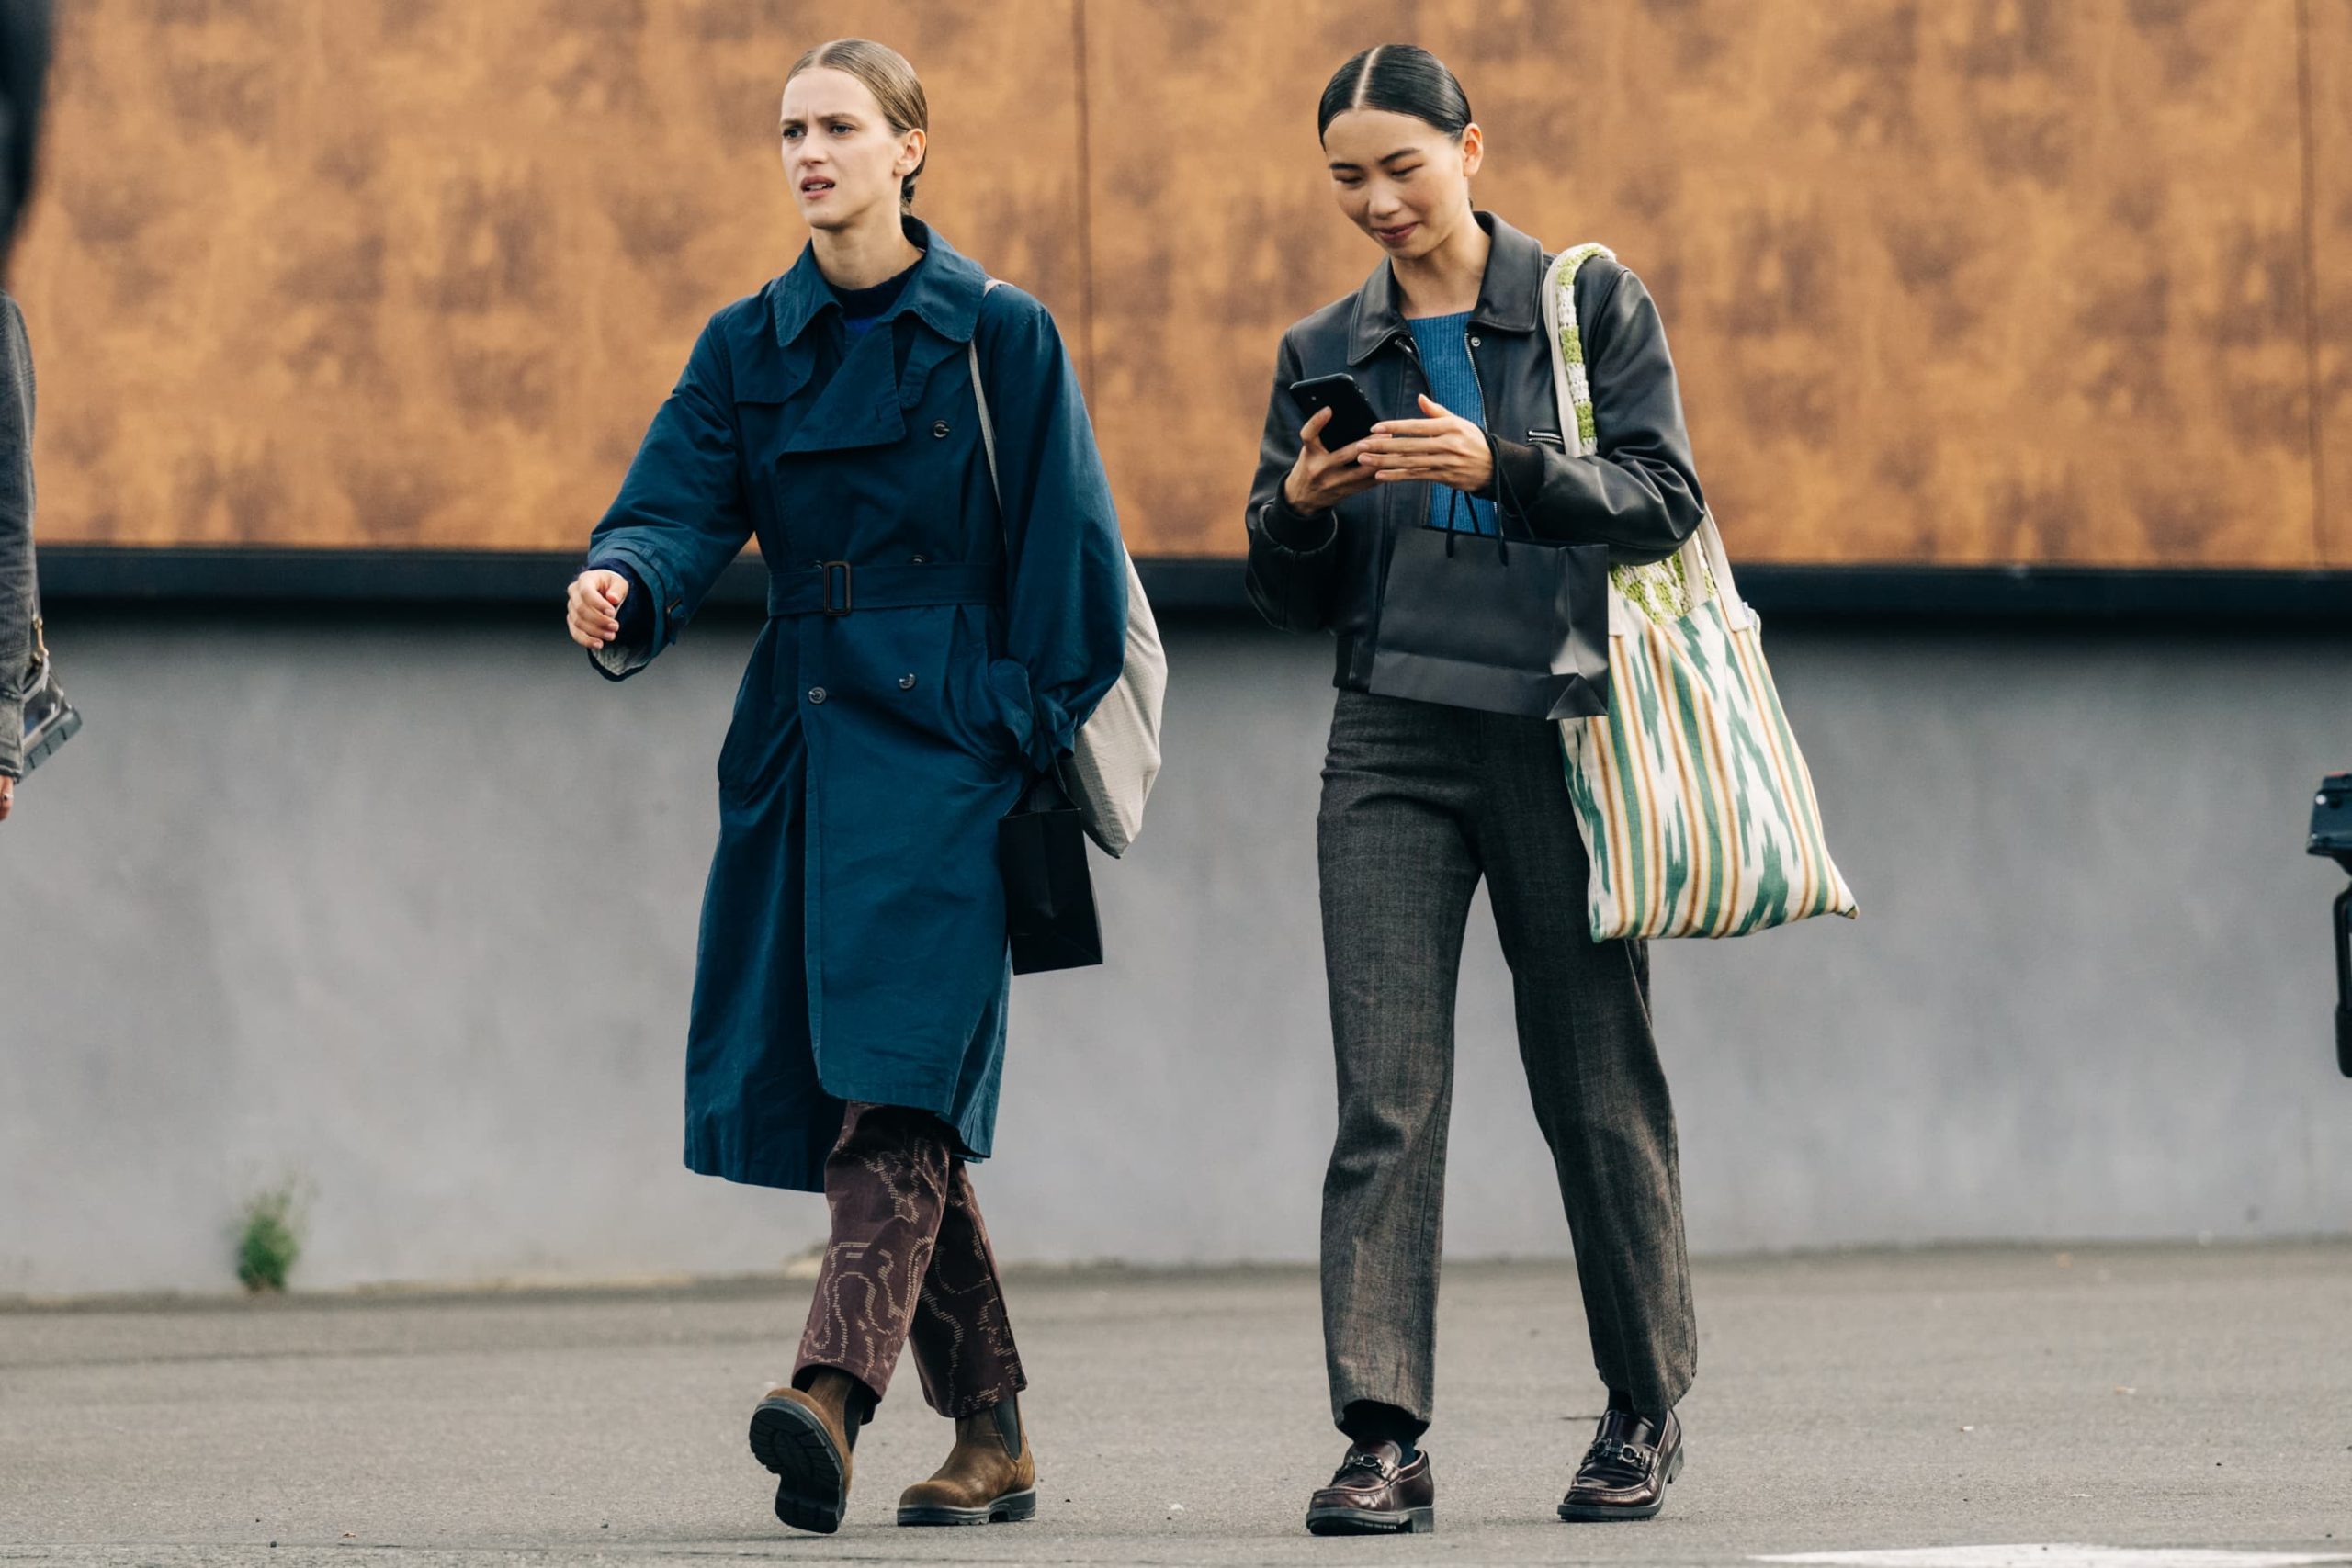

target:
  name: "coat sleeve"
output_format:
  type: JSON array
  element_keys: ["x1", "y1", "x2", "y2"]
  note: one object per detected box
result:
[
  {"x1": 581, "y1": 319, "x2": 754, "y2": 681},
  {"x1": 1489, "y1": 263, "x2": 1705, "y2": 566},
  {"x1": 976, "y1": 289, "x2": 1128, "y2": 776},
  {"x1": 0, "y1": 296, "x2": 34, "y2": 778},
  {"x1": 1242, "y1": 328, "x2": 1342, "y2": 633},
  {"x1": 0, "y1": 0, "x2": 52, "y2": 267}
]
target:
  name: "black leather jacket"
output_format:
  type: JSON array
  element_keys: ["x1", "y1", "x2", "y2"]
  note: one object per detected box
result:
[
  {"x1": 0, "y1": 292, "x2": 31, "y2": 778},
  {"x1": 1244, "y1": 212, "x2": 1705, "y2": 691}
]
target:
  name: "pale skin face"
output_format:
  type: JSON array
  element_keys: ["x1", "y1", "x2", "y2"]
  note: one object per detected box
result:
[
  {"x1": 565, "y1": 68, "x2": 929, "y2": 650},
  {"x1": 1281, "y1": 107, "x2": 1498, "y2": 513},
  {"x1": 777, "y1": 66, "x2": 925, "y2": 241}
]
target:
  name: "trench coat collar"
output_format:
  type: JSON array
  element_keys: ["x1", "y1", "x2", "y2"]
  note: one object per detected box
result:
[
  {"x1": 1345, "y1": 210, "x2": 1544, "y2": 366},
  {"x1": 767, "y1": 215, "x2": 990, "y2": 352}
]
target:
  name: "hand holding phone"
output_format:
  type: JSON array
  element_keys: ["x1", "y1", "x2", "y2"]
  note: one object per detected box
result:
[
  {"x1": 1290, "y1": 374, "x2": 1380, "y2": 450},
  {"x1": 1283, "y1": 373, "x2": 1382, "y2": 513}
]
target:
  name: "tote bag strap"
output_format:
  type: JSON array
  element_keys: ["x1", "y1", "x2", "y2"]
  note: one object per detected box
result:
[
  {"x1": 1691, "y1": 508, "x2": 1744, "y2": 625},
  {"x1": 1539, "y1": 245, "x2": 1750, "y2": 631},
  {"x1": 968, "y1": 278, "x2": 1007, "y2": 510}
]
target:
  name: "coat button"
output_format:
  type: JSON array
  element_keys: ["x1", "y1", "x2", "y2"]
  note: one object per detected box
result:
[
  {"x1": 899, "y1": 673, "x2": 917, "y2": 691},
  {"x1": 910, "y1": 554, "x2": 928, "y2": 564},
  {"x1": 808, "y1": 687, "x2": 827, "y2": 705},
  {"x1": 932, "y1": 420, "x2": 952, "y2": 438},
  {"x1": 1469, "y1": 334, "x2": 1483, "y2": 347}
]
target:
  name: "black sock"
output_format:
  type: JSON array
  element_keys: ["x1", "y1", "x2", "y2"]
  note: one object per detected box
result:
[{"x1": 1340, "y1": 1400, "x2": 1421, "y2": 1463}]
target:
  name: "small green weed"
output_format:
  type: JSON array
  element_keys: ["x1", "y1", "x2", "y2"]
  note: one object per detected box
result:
[{"x1": 235, "y1": 1181, "x2": 305, "y2": 1293}]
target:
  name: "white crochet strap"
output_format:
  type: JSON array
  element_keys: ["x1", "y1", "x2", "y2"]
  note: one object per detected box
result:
[
  {"x1": 969, "y1": 278, "x2": 1005, "y2": 509},
  {"x1": 1544, "y1": 243, "x2": 1615, "y2": 460}
]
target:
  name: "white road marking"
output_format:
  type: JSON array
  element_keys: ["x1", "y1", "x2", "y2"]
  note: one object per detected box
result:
[{"x1": 1758, "y1": 1551, "x2": 2349, "y2": 1568}]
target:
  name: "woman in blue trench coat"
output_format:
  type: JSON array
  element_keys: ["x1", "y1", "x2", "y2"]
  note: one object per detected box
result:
[{"x1": 563, "y1": 38, "x2": 1127, "y2": 1537}]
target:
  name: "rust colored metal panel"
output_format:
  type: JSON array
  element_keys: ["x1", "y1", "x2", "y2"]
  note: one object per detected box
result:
[
  {"x1": 1088, "y1": 0, "x2": 2317, "y2": 565},
  {"x1": 2313, "y1": 0, "x2": 2352, "y2": 565},
  {"x1": 10, "y1": 0, "x2": 1086, "y2": 551},
  {"x1": 1080, "y1": 1, "x2": 1378, "y2": 558},
  {"x1": 6, "y1": 1, "x2": 2321, "y2": 567}
]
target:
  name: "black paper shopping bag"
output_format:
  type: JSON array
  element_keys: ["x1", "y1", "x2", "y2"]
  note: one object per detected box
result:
[
  {"x1": 1368, "y1": 506, "x2": 1611, "y2": 721},
  {"x1": 998, "y1": 762, "x2": 1104, "y2": 975}
]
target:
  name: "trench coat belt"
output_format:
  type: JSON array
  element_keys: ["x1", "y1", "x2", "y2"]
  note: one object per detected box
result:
[{"x1": 765, "y1": 560, "x2": 1005, "y2": 619}]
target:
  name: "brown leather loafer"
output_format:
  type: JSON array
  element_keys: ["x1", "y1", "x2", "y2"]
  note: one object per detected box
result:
[
  {"x1": 1558, "y1": 1408, "x2": 1683, "y2": 1521},
  {"x1": 748, "y1": 1371, "x2": 861, "y2": 1534},
  {"x1": 1305, "y1": 1439, "x2": 1435, "y2": 1535},
  {"x1": 897, "y1": 1397, "x2": 1038, "y2": 1527}
]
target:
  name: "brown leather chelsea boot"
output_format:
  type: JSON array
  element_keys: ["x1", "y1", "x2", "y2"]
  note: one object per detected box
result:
[
  {"x1": 896, "y1": 1395, "x2": 1038, "y2": 1527},
  {"x1": 748, "y1": 1369, "x2": 863, "y2": 1534}
]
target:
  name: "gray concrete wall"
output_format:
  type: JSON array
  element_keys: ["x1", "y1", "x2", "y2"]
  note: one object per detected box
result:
[{"x1": 2, "y1": 606, "x2": 2346, "y2": 1295}]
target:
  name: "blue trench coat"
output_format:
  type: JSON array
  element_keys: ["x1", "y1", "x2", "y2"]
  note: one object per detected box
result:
[{"x1": 586, "y1": 220, "x2": 1129, "y2": 1193}]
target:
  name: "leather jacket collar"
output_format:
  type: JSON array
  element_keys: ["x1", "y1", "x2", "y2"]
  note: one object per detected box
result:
[{"x1": 1345, "y1": 211, "x2": 1546, "y2": 366}]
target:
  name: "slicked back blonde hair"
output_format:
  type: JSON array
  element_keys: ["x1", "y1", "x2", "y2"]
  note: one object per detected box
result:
[{"x1": 787, "y1": 39, "x2": 929, "y2": 212}]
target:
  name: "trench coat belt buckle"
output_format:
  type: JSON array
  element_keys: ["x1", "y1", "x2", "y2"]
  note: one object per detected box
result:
[{"x1": 766, "y1": 559, "x2": 1006, "y2": 619}]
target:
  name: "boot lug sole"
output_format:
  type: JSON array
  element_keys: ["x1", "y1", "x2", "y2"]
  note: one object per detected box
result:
[
  {"x1": 748, "y1": 1398, "x2": 848, "y2": 1535},
  {"x1": 898, "y1": 1486, "x2": 1038, "y2": 1527}
]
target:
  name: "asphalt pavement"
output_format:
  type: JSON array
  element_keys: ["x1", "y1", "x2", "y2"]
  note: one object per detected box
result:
[{"x1": 2, "y1": 1243, "x2": 2346, "y2": 1565}]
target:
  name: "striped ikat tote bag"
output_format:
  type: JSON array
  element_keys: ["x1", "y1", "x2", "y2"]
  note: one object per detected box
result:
[{"x1": 1546, "y1": 243, "x2": 1857, "y2": 940}]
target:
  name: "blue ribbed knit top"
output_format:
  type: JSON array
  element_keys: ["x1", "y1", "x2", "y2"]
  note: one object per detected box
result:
[{"x1": 1406, "y1": 311, "x2": 1498, "y2": 536}]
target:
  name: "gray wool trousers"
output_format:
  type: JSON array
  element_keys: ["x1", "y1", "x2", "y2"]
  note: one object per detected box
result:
[{"x1": 1317, "y1": 690, "x2": 1696, "y2": 1433}]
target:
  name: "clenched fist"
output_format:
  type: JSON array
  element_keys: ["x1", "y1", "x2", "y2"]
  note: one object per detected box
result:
[{"x1": 567, "y1": 569, "x2": 631, "y2": 649}]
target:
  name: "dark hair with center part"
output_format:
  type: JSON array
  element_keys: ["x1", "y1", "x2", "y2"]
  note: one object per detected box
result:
[
  {"x1": 787, "y1": 38, "x2": 929, "y2": 212},
  {"x1": 1317, "y1": 44, "x2": 1473, "y2": 142}
]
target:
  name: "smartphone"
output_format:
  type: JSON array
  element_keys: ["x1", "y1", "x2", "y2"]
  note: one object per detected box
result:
[{"x1": 1289, "y1": 373, "x2": 1380, "y2": 451}]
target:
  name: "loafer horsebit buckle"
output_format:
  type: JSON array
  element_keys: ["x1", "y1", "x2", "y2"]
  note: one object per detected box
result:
[{"x1": 1588, "y1": 1438, "x2": 1657, "y2": 1473}]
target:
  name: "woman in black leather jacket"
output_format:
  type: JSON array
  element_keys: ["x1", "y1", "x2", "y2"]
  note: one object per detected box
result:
[
  {"x1": 1248, "y1": 44, "x2": 1706, "y2": 1534},
  {"x1": 0, "y1": 288, "x2": 36, "y2": 819},
  {"x1": 0, "y1": 0, "x2": 49, "y2": 822}
]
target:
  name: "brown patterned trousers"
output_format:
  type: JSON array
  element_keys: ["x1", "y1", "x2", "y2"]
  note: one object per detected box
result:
[{"x1": 791, "y1": 1101, "x2": 1027, "y2": 1419}]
